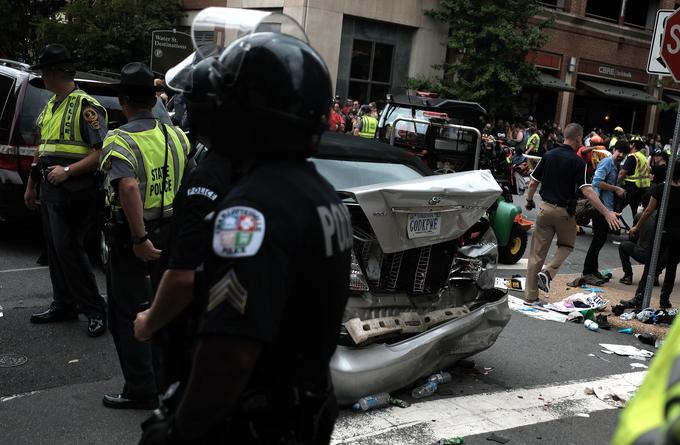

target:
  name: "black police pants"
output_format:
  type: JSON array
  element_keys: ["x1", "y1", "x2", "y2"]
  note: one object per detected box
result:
[
  {"x1": 635, "y1": 229, "x2": 680, "y2": 299},
  {"x1": 40, "y1": 179, "x2": 105, "y2": 318},
  {"x1": 108, "y1": 226, "x2": 168, "y2": 398},
  {"x1": 618, "y1": 241, "x2": 666, "y2": 277},
  {"x1": 583, "y1": 213, "x2": 609, "y2": 276}
]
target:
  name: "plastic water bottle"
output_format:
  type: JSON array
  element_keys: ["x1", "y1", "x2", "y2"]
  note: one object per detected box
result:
[
  {"x1": 412, "y1": 381, "x2": 438, "y2": 399},
  {"x1": 584, "y1": 319, "x2": 599, "y2": 331},
  {"x1": 428, "y1": 371, "x2": 452, "y2": 385},
  {"x1": 618, "y1": 328, "x2": 634, "y2": 334},
  {"x1": 352, "y1": 392, "x2": 391, "y2": 412}
]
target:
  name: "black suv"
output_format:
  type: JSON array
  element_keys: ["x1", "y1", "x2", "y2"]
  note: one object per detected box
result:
[{"x1": 0, "y1": 60, "x2": 171, "y2": 222}]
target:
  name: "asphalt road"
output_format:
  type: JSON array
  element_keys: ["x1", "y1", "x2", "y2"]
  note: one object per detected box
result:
[{"x1": 0, "y1": 207, "x2": 649, "y2": 445}]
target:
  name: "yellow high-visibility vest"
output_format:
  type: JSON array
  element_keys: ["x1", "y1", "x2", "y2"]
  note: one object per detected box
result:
[
  {"x1": 100, "y1": 121, "x2": 189, "y2": 221},
  {"x1": 525, "y1": 133, "x2": 540, "y2": 154},
  {"x1": 37, "y1": 89, "x2": 107, "y2": 159},
  {"x1": 612, "y1": 317, "x2": 680, "y2": 445},
  {"x1": 624, "y1": 151, "x2": 651, "y2": 188},
  {"x1": 359, "y1": 116, "x2": 378, "y2": 139}
]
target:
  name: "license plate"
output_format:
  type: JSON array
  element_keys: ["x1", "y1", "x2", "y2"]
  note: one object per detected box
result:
[{"x1": 407, "y1": 213, "x2": 441, "y2": 239}]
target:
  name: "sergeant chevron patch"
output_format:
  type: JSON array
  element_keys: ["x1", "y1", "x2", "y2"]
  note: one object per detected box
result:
[{"x1": 208, "y1": 269, "x2": 248, "y2": 314}]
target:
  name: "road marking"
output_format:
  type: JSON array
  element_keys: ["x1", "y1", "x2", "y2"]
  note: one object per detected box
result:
[
  {"x1": 0, "y1": 266, "x2": 48, "y2": 273},
  {"x1": 497, "y1": 258, "x2": 528, "y2": 269},
  {"x1": 331, "y1": 371, "x2": 646, "y2": 444},
  {"x1": 1, "y1": 390, "x2": 41, "y2": 403}
]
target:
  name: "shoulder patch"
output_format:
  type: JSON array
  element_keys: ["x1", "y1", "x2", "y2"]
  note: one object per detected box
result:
[
  {"x1": 213, "y1": 206, "x2": 265, "y2": 258},
  {"x1": 83, "y1": 106, "x2": 100, "y2": 129},
  {"x1": 187, "y1": 186, "x2": 218, "y2": 201}
]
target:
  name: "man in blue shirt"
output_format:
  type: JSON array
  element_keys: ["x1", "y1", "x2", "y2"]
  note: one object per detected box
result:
[{"x1": 580, "y1": 140, "x2": 630, "y2": 284}]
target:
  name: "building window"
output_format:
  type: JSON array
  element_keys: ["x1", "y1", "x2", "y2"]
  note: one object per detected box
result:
[
  {"x1": 623, "y1": 0, "x2": 654, "y2": 29},
  {"x1": 348, "y1": 39, "x2": 394, "y2": 104},
  {"x1": 539, "y1": 0, "x2": 565, "y2": 9},
  {"x1": 585, "y1": 0, "x2": 622, "y2": 23}
]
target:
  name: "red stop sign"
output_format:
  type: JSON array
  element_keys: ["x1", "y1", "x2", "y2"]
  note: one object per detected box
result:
[{"x1": 661, "y1": 9, "x2": 680, "y2": 82}]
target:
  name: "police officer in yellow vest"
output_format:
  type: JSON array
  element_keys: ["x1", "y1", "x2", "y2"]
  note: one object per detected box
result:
[
  {"x1": 25, "y1": 44, "x2": 108, "y2": 337},
  {"x1": 353, "y1": 104, "x2": 378, "y2": 138},
  {"x1": 612, "y1": 316, "x2": 680, "y2": 444},
  {"x1": 99, "y1": 62, "x2": 189, "y2": 410},
  {"x1": 618, "y1": 136, "x2": 651, "y2": 220}
]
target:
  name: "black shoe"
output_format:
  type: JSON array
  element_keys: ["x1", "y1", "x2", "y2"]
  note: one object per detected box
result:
[
  {"x1": 36, "y1": 253, "x2": 48, "y2": 266},
  {"x1": 654, "y1": 277, "x2": 661, "y2": 287},
  {"x1": 102, "y1": 393, "x2": 158, "y2": 410},
  {"x1": 620, "y1": 297, "x2": 643, "y2": 310},
  {"x1": 30, "y1": 307, "x2": 78, "y2": 324},
  {"x1": 660, "y1": 297, "x2": 673, "y2": 310},
  {"x1": 619, "y1": 275, "x2": 633, "y2": 285},
  {"x1": 87, "y1": 316, "x2": 106, "y2": 337},
  {"x1": 595, "y1": 314, "x2": 611, "y2": 330}
]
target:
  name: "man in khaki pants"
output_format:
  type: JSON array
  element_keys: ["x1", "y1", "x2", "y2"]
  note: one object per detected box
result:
[{"x1": 524, "y1": 123, "x2": 620, "y2": 304}]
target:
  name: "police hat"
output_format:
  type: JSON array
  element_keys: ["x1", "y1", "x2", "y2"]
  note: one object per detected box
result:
[
  {"x1": 30, "y1": 44, "x2": 74, "y2": 71},
  {"x1": 116, "y1": 62, "x2": 156, "y2": 95}
]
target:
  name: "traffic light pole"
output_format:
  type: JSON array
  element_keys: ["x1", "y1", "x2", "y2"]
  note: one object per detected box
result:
[{"x1": 642, "y1": 105, "x2": 679, "y2": 308}]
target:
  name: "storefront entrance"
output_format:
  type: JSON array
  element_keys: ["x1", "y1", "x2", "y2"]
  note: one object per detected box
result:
[{"x1": 572, "y1": 93, "x2": 647, "y2": 134}]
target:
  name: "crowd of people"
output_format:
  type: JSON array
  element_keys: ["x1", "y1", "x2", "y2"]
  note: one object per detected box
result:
[
  {"x1": 520, "y1": 118, "x2": 678, "y2": 311},
  {"x1": 328, "y1": 97, "x2": 380, "y2": 137}
]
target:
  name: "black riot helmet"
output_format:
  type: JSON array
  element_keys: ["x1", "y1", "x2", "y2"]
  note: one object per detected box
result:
[{"x1": 206, "y1": 32, "x2": 332, "y2": 157}]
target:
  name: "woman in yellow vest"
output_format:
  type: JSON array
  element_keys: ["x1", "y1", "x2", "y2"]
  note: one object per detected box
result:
[
  {"x1": 25, "y1": 44, "x2": 108, "y2": 338},
  {"x1": 99, "y1": 63, "x2": 189, "y2": 410}
]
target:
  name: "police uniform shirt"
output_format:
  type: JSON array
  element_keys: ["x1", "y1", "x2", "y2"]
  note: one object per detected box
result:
[
  {"x1": 166, "y1": 150, "x2": 233, "y2": 270},
  {"x1": 37, "y1": 88, "x2": 108, "y2": 155},
  {"x1": 199, "y1": 160, "x2": 352, "y2": 384},
  {"x1": 530, "y1": 143, "x2": 589, "y2": 205},
  {"x1": 102, "y1": 112, "x2": 157, "y2": 183}
]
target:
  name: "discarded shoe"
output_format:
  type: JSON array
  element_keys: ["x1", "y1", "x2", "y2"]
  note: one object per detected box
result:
[
  {"x1": 619, "y1": 275, "x2": 633, "y2": 285},
  {"x1": 594, "y1": 271, "x2": 611, "y2": 282},
  {"x1": 595, "y1": 314, "x2": 611, "y2": 330},
  {"x1": 581, "y1": 274, "x2": 607, "y2": 286}
]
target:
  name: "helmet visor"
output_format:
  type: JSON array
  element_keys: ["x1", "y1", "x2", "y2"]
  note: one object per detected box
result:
[{"x1": 166, "y1": 7, "x2": 308, "y2": 92}]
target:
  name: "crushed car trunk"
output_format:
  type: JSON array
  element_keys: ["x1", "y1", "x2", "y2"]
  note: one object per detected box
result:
[{"x1": 331, "y1": 169, "x2": 509, "y2": 404}]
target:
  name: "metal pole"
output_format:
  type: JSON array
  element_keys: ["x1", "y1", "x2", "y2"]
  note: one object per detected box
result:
[
  {"x1": 630, "y1": 110, "x2": 636, "y2": 135},
  {"x1": 642, "y1": 104, "x2": 680, "y2": 308}
]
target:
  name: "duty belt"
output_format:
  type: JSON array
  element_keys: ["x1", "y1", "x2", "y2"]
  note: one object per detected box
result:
[{"x1": 543, "y1": 199, "x2": 569, "y2": 208}]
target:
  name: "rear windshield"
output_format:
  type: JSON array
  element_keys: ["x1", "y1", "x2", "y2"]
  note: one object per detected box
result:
[
  {"x1": 18, "y1": 84, "x2": 171, "y2": 145},
  {"x1": 310, "y1": 158, "x2": 423, "y2": 190}
]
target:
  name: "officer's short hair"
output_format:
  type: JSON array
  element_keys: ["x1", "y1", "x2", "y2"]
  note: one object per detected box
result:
[{"x1": 563, "y1": 123, "x2": 583, "y2": 141}]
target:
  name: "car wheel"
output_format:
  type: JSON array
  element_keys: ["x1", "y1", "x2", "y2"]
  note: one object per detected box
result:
[{"x1": 498, "y1": 223, "x2": 527, "y2": 264}]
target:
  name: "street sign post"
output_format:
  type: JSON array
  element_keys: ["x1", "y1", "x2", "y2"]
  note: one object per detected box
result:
[
  {"x1": 150, "y1": 30, "x2": 193, "y2": 74},
  {"x1": 643, "y1": 8, "x2": 680, "y2": 309},
  {"x1": 648, "y1": 9, "x2": 674, "y2": 75}
]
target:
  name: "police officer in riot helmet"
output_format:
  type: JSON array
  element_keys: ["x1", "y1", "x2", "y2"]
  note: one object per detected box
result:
[
  {"x1": 139, "y1": 28, "x2": 352, "y2": 445},
  {"x1": 133, "y1": 55, "x2": 236, "y2": 391}
]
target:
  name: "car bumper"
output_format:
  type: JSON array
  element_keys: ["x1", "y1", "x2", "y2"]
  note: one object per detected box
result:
[{"x1": 330, "y1": 294, "x2": 510, "y2": 405}]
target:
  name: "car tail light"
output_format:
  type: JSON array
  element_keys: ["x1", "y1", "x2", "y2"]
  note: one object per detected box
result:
[{"x1": 349, "y1": 250, "x2": 369, "y2": 292}]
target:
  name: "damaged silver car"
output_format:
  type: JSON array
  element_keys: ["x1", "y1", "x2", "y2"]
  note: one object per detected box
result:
[{"x1": 313, "y1": 133, "x2": 511, "y2": 404}]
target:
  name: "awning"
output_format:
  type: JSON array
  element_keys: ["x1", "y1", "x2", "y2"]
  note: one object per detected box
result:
[
  {"x1": 664, "y1": 93, "x2": 680, "y2": 103},
  {"x1": 530, "y1": 72, "x2": 575, "y2": 92},
  {"x1": 579, "y1": 80, "x2": 660, "y2": 104}
]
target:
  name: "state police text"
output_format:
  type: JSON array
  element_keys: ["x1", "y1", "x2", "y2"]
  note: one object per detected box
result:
[{"x1": 149, "y1": 166, "x2": 172, "y2": 196}]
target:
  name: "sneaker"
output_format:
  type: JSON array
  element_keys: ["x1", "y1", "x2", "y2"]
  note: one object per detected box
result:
[
  {"x1": 87, "y1": 316, "x2": 107, "y2": 338},
  {"x1": 660, "y1": 297, "x2": 672, "y2": 310},
  {"x1": 595, "y1": 314, "x2": 611, "y2": 330},
  {"x1": 619, "y1": 275, "x2": 633, "y2": 285},
  {"x1": 537, "y1": 271, "x2": 551, "y2": 293}
]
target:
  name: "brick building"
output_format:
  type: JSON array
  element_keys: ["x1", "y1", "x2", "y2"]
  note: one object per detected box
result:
[{"x1": 522, "y1": 0, "x2": 679, "y2": 139}]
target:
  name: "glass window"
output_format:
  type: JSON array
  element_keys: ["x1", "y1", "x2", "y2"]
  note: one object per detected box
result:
[
  {"x1": 0, "y1": 74, "x2": 16, "y2": 142},
  {"x1": 350, "y1": 40, "x2": 372, "y2": 80},
  {"x1": 310, "y1": 158, "x2": 423, "y2": 190},
  {"x1": 585, "y1": 0, "x2": 621, "y2": 22},
  {"x1": 19, "y1": 84, "x2": 52, "y2": 145},
  {"x1": 623, "y1": 1, "x2": 650, "y2": 28},
  {"x1": 348, "y1": 40, "x2": 395, "y2": 104},
  {"x1": 372, "y1": 43, "x2": 393, "y2": 83}
]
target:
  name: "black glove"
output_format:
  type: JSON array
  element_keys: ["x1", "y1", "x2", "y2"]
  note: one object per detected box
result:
[{"x1": 525, "y1": 199, "x2": 536, "y2": 210}]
